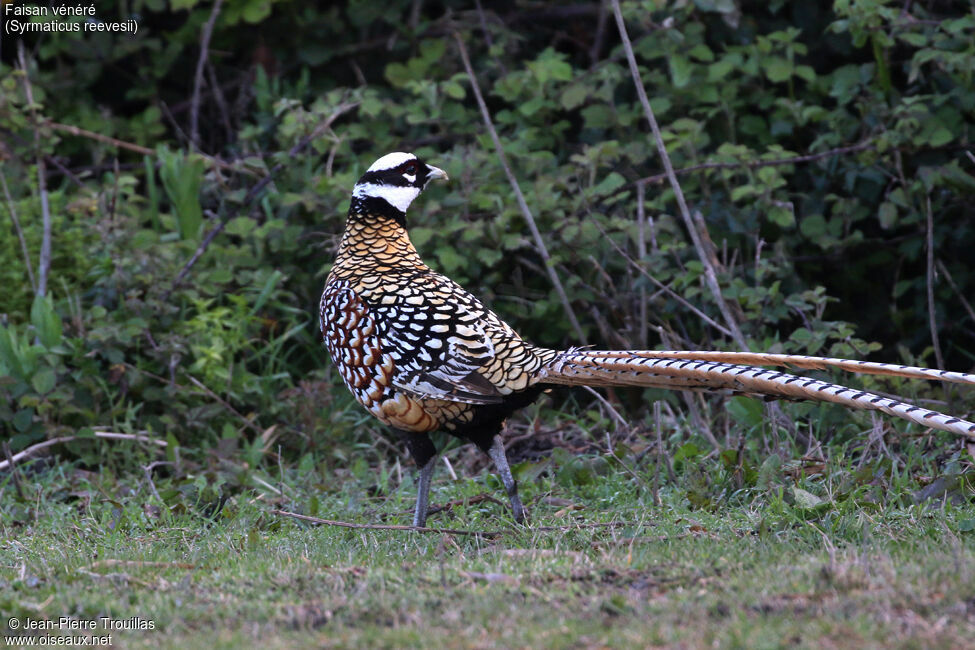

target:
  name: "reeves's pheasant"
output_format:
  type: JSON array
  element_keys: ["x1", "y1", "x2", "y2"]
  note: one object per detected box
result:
[{"x1": 320, "y1": 152, "x2": 975, "y2": 527}]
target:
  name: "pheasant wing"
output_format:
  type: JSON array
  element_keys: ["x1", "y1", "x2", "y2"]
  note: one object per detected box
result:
[{"x1": 369, "y1": 275, "x2": 505, "y2": 405}]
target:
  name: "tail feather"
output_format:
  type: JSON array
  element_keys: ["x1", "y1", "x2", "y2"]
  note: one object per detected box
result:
[
  {"x1": 603, "y1": 350, "x2": 975, "y2": 386},
  {"x1": 538, "y1": 350, "x2": 975, "y2": 440}
]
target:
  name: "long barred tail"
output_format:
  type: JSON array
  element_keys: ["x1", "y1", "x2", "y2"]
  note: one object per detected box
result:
[
  {"x1": 536, "y1": 350, "x2": 975, "y2": 440},
  {"x1": 610, "y1": 350, "x2": 975, "y2": 386}
]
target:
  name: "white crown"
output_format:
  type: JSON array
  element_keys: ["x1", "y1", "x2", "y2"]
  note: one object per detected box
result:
[{"x1": 366, "y1": 152, "x2": 416, "y2": 173}]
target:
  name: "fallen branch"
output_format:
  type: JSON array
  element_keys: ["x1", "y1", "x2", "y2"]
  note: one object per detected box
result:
[
  {"x1": 87, "y1": 559, "x2": 197, "y2": 571},
  {"x1": 272, "y1": 508, "x2": 506, "y2": 537},
  {"x1": 0, "y1": 431, "x2": 167, "y2": 472},
  {"x1": 400, "y1": 492, "x2": 504, "y2": 518}
]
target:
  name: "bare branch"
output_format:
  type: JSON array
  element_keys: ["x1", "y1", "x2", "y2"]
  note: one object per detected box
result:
[
  {"x1": 0, "y1": 173, "x2": 35, "y2": 293},
  {"x1": 925, "y1": 194, "x2": 944, "y2": 370},
  {"x1": 936, "y1": 259, "x2": 975, "y2": 328},
  {"x1": 590, "y1": 219, "x2": 735, "y2": 338},
  {"x1": 46, "y1": 120, "x2": 249, "y2": 175},
  {"x1": 47, "y1": 120, "x2": 154, "y2": 155},
  {"x1": 0, "y1": 431, "x2": 167, "y2": 472},
  {"x1": 17, "y1": 43, "x2": 52, "y2": 299},
  {"x1": 190, "y1": 0, "x2": 224, "y2": 150},
  {"x1": 207, "y1": 61, "x2": 235, "y2": 143},
  {"x1": 610, "y1": 1, "x2": 748, "y2": 350},
  {"x1": 454, "y1": 33, "x2": 586, "y2": 342},
  {"x1": 635, "y1": 180, "x2": 648, "y2": 348},
  {"x1": 635, "y1": 141, "x2": 876, "y2": 187}
]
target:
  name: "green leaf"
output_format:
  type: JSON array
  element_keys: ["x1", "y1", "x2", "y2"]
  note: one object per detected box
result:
[
  {"x1": 560, "y1": 84, "x2": 589, "y2": 110},
  {"x1": 878, "y1": 201, "x2": 897, "y2": 228},
  {"x1": 731, "y1": 184, "x2": 759, "y2": 202},
  {"x1": 799, "y1": 214, "x2": 826, "y2": 239},
  {"x1": 242, "y1": 0, "x2": 272, "y2": 23},
  {"x1": 669, "y1": 55, "x2": 693, "y2": 88},
  {"x1": 158, "y1": 148, "x2": 205, "y2": 241},
  {"x1": 385, "y1": 63, "x2": 410, "y2": 87},
  {"x1": 727, "y1": 396, "x2": 764, "y2": 427},
  {"x1": 529, "y1": 48, "x2": 573, "y2": 84},
  {"x1": 794, "y1": 65, "x2": 816, "y2": 82},
  {"x1": 672, "y1": 442, "x2": 703, "y2": 469},
  {"x1": 768, "y1": 203, "x2": 795, "y2": 228},
  {"x1": 758, "y1": 455, "x2": 782, "y2": 489},
  {"x1": 923, "y1": 124, "x2": 953, "y2": 147},
  {"x1": 434, "y1": 246, "x2": 465, "y2": 274},
  {"x1": 13, "y1": 408, "x2": 33, "y2": 433},
  {"x1": 898, "y1": 33, "x2": 927, "y2": 47},
  {"x1": 581, "y1": 105, "x2": 614, "y2": 129},
  {"x1": 31, "y1": 367, "x2": 56, "y2": 395},
  {"x1": 442, "y1": 81, "x2": 465, "y2": 100},
  {"x1": 592, "y1": 172, "x2": 626, "y2": 196},
  {"x1": 792, "y1": 486, "x2": 825, "y2": 509},
  {"x1": 688, "y1": 44, "x2": 715, "y2": 62},
  {"x1": 708, "y1": 54, "x2": 739, "y2": 82},
  {"x1": 30, "y1": 294, "x2": 62, "y2": 349},
  {"x1": 763, "y1": 57, "x2": 793, "y2": 83}
]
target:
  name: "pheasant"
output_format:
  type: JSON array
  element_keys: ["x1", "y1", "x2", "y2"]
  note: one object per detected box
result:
[{"x1": 320, "y1": 152, "x2": 975, "y2": 527}]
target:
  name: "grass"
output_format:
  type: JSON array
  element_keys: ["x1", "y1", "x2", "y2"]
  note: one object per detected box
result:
[{"x1": 2, "y1": 418, "x2": 975, "y2": 649}]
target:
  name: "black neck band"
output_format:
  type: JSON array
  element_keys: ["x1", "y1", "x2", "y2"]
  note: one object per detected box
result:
[{"x1": 348, "y1": 196, "x2": 407, "y2": 228}]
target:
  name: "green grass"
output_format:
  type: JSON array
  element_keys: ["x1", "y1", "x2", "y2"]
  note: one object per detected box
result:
[{"x1": 2, "y1": 427, "x2": 975, "y2": 649}]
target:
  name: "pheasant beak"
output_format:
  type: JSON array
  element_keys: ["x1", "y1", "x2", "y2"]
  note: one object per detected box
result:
[{"x1": 426, "y1": 165, "x2": 449, "y2": 183}]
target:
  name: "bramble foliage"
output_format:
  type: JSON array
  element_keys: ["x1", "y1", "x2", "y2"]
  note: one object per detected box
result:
[{"x1": 0, "y1": 0, "x2": 973, "y2": 482}]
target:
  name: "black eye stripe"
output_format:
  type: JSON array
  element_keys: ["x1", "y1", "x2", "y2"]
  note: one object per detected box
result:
[{"x1": 356, "y1": 159, "x2": 421, "y2": 186}]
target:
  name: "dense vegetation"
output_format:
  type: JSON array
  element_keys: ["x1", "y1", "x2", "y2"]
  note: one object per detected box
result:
[
  {"x1": 3, "y1": 0, "x2": 973, "y2": 459},
  {"x1": 2, "y1": 0, "x2": 974, "y2": 645}
]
